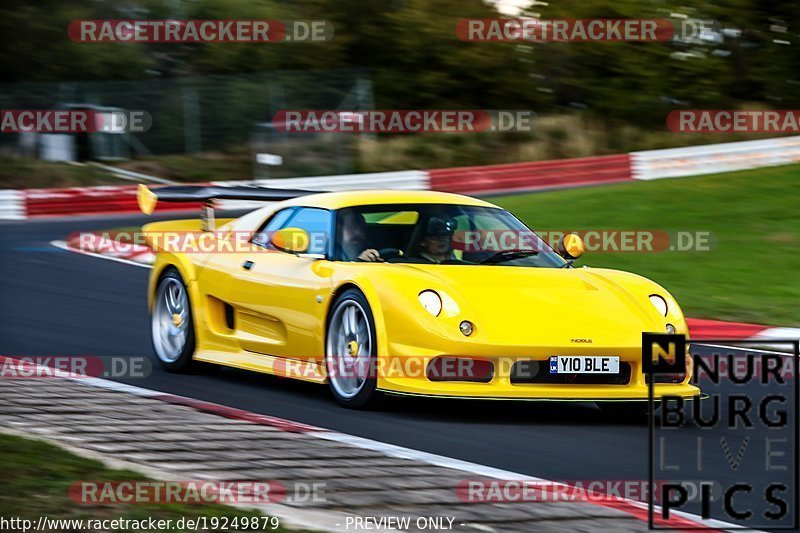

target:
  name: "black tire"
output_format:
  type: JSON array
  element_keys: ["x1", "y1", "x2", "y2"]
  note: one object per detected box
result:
[
  {"x1": 325, "y1": 288, "x2": 383, "y2": 409},
  {"x1": 598, "y1": 401, "x2": 659, "y2": 422},
  {"x1": 151, "y1": 268, "x2": 196, "y2": 373}
]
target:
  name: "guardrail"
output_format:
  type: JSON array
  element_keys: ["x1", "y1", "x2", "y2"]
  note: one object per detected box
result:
[
  {"x1": 24, "y1": 185, "x2": 200, "y2": 217},
  {"x1": 212, "y1": 170, "x2": 429, "y2": 210},
  {"x1": 3, "y1": 136, "x2": 800, "y2": 219},
  {"x1": 428, "y1": 154, "x2": 632, "y2": 194},
  {"x1": 0, "y1": 190, "x2": 24, "y2": 220},
  {"x1": 631, "y1": 135, "x2": 800, "y2": 180},
  {"x1": 216, "y1": 170, "x2": 429, "y2": 191},
  {"x1": 14, "y1": 171, "x2": 429, "y2": 217}
]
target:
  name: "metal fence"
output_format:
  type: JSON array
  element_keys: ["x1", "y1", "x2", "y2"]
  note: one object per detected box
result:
[{"x1": 0, "y1": 69, "x2": 372, "y2": 177}]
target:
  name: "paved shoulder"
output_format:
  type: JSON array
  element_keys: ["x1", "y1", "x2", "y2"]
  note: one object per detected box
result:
[{"x1": 0, "y1": 374, "x2": 650, "y2": 533}]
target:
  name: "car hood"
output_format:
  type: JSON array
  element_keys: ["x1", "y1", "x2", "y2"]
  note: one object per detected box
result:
[{"x1": 392, "y1": 264, "x2": 671, "y2": 348}]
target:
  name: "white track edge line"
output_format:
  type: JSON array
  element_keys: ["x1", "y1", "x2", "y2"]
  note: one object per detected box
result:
[
  {"x1": 695, "y1": 342, "x2": 796, "y2": 357},
  {"x1": 51, "y1": 239, "x2": 151, "y2": 269}
]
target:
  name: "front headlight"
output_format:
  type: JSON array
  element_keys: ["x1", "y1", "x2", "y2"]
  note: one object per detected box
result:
[
  {"x1": 419, "y1": 290, "x2": 442, "y2": 317},
  {"x1": 649, "y1": 294, "x2": 668, "y2": 317}
]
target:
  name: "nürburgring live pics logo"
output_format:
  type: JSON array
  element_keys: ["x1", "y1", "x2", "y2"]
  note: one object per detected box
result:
[{"x1": 644, "y1": 333, "x2": 798, "y2": 529}]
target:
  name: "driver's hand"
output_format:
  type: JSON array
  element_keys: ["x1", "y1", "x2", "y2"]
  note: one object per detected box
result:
[{"x1": 358, "y1": 249, "x2": 383, "y2": 262}]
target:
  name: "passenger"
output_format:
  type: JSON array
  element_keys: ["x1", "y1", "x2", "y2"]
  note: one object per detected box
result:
[{"x1": 418, "y1": 216, "x2": 457, "y2": 263}]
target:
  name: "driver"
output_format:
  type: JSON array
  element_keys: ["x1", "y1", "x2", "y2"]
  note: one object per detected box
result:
[
  {"x1": 419, "y1": 216, "x2": 457, "y2": 263},
  {"x1": 339, "y1": 210, "x2": 383, "y2": 262}
]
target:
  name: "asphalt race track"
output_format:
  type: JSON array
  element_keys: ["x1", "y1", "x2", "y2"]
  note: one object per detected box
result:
[{"x1": 1, "y1": 213, "x2": 796, "y2": 529}]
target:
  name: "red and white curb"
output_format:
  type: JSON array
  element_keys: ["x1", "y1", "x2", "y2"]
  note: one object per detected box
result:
[
  {"x1": 0, "y1": 355, "x2": 734, "y2": 531},
  {"x1": 685, "y1": 318, "x2": 800, "y2": 352}
]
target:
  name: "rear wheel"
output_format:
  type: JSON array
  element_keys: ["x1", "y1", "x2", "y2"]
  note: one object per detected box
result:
[
  {"x1": 151, "y1": 269, "x2": 195, "y2": 372},
  {"x1": 325, "y1": 289, "x2": 382, "y2": 409}
]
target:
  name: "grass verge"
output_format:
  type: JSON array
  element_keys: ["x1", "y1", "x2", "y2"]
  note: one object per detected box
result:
[
  {"x1": 0, "y1": 432, "x2": 292, "y2": 532},
  {"x1": 0, "y1": 159, "x2": 128, "y2": 189}
]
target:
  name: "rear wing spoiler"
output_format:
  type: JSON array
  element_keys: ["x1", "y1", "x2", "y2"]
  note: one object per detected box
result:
[{"x1": 137, "y1": 184, "x2": 316, "y2": 231}]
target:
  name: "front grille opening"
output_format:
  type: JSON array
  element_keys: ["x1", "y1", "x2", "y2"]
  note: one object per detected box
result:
[
  {"x1": 426, "y1": 357, "x2": 494, "y2": 383},
  {"x1": 511, "y1": 360, "x2": 632, "y2": 385}
]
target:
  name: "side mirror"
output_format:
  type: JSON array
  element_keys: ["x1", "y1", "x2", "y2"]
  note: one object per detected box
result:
[
  {"x1": 270, "y1": 227, "x2": 310, "y2": 253},
  {"x1": 558, "y1": 233, "x2": 585, "y2": 260}
]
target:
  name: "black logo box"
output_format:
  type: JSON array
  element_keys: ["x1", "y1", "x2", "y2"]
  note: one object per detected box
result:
[{"x1": 644, "y1": 337, "x2": 799, "y2": 531}]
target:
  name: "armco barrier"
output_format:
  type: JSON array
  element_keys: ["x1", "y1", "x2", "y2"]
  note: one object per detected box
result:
[
  {"x1": 211, "y1": 170, "x2": 430, "y2": 210},
  {"x1": 24, "y1": 185, "x2": 201, "y2": 217},
  {"x1": 428, "y1": 154, "x2": 633, "y2": 194},
  {"x1": 0, "y1": 189, "x2": 25, "y2": 220},
  {"x1": 631, "y1": 135, "x2": 800, "y2": 180},
  {"x1": 16, "y1": 171, "x2": 429, "y2": 218},
  {"x1": 5, "y1": 135, "x2": 800, "y2": 220},
  {"x1": 216, "y1": 170, "x2": 429, "y2": 191}
]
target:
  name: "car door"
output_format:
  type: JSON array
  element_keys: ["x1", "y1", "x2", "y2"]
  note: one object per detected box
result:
[
  {"x1": 228, "y1": 207, "x2": 335, "y2": 362},
  {"x1": 195, "y1": 207, "x2": 297, "y2": 353}
]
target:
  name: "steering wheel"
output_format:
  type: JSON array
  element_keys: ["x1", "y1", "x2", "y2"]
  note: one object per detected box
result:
[{"x1": 378, "y1": 247, "x2": 403, "y2": 260}]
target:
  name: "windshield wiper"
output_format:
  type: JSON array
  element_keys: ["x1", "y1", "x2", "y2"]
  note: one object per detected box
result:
[{"x1": 480, "y1": 249, "x2": 539, "y2": 264}]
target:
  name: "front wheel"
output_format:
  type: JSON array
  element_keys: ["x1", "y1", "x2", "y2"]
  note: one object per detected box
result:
[
  {"x1": 325, "y1": 289, "x2": 383, "y2": 409},
  {"x1": 151, "y1": 269, "x2": 196, "y2": 372}
]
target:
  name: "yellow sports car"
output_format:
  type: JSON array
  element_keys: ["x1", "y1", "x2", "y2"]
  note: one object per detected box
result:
[{"x1": 138, "y1": 184, "x2": 699, "y2": 410}]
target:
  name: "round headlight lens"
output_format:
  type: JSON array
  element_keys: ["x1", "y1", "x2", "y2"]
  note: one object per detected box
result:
[
  {"x1": 649, "y1": 294, "x2": 668, "y2": 317},
  {"x1": 419, "y1": 290, "x2": 442, "y2": 317}
]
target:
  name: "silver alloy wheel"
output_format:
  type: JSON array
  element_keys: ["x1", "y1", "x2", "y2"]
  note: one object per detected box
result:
[
  {"x1": 152, "y1": 277, "x2": 190, "y2": 363},
  {"x1": 326, "y1": 300, "x2": 372, "y2": 399}
]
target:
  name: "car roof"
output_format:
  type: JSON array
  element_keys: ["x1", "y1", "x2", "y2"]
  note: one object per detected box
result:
[{"x1": 278, "y1": 189, "x2": 500, "y2": 210}]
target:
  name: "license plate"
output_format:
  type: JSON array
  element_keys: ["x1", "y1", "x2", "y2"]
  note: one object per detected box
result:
[{"x1": 549, "y1": 356, "x2": 619, "y2": 374}]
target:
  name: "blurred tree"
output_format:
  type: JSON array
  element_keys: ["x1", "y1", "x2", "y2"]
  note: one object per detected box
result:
[
  {"x1": 524, "y1": 0, "x2": 800, "y2": 124},
  {"x1": 0, "y1": 0, "x2": 796, "y2": 124},
  {"x1": 0, "y1": 0, "x2": 153, "y2": 82},
  {"x1": 287, "y1": 0, "x2": 541, "y2": 109}
]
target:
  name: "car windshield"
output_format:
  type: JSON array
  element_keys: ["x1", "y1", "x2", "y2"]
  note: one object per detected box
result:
[{"x1": 334, "y1": 203, "x2": 567, "y2": 267}]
